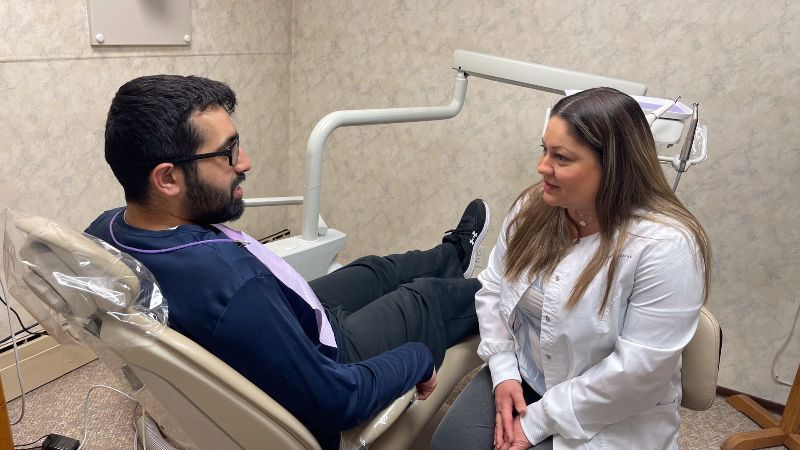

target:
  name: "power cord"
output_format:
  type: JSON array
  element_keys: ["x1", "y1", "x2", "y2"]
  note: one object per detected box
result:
[
  {"x1": 1, "y1": 275, "x2": 28, "y2": 426},
  {"x1": 770, "y1": 296, "x2": 800, "y2": 387},
  {"x1": 14, "y1": 444, "x2": 45, "y2": 450},
  {"x1": 0, "y1": 295, "x2": 46, "y2": 346},
  {"x1": 87, "y1": 386, "x2": 177, "y2": 450},
  {"x1": 12, "y1": 384, "x2": 150, "y2": 450},
  {"x1": 0, "y1": 295, "x2": 46, "y2": 334},
  {"x1": 13, "y1": 433, "x2": 47, "y2": 449},
  {"x1": 76, "y1": 384, "x2": 139, "y2": 450}
]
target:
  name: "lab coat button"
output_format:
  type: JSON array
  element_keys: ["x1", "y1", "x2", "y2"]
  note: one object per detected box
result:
[
  {"x1": 545, "y1": 354, "x2": 551, "y2": 360},
  {"x1": 545, "y1": 315, "x2": 550, "y2": 322},
  {"x1": 555, "y1": 275, "x2": 560, "y2": 281}
]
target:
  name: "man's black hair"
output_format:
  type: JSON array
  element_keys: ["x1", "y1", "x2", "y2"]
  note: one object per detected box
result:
[{"x1": 104, "y1": 75, "x2": 237, "y2": 203}]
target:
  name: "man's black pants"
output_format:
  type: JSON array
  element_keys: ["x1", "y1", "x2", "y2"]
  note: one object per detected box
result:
[{"x1": 309, "y1": 243, "x2": 480, "y2": 367}]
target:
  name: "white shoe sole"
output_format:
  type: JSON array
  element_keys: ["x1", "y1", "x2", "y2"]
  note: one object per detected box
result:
[{"x1": 464, "y1": 200, "x2": 491, "y2": 278}]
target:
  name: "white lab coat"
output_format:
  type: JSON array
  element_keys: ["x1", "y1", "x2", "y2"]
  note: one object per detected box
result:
[{"x1": 476, "y1": 202, "x2": 704, "y2": 450}]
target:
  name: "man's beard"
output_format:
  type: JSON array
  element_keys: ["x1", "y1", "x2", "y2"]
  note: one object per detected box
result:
[{"x1": 184, "y1": 170, "x2": 246, "y2": 224}]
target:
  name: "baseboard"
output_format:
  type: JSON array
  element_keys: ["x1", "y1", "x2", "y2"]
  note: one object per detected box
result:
[
  {"x1": 716, "y1": 386, "x2": 785, "y2": 415},
  {"x1": 0, "y1": 335, "x2": 96, "y2": 400}
]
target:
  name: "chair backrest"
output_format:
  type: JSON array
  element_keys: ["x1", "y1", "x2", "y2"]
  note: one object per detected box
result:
[
  {"x1": 680, "y1": 306, "x2": 721, "y2": 411},
  {"x1": 10, "y1": 214, "x2": 485, "y2": 450},
  {"x1": 13, "y1": 215, "x2": 321, "y2": 450}
]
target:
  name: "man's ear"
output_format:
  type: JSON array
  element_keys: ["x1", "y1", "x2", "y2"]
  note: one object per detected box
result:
[{"x1": 149, "y1": 163, "x2": 183, "y2": 198}]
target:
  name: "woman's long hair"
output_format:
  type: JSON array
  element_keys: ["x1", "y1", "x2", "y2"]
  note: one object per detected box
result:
[{"x1": 504, "y1": 87, "x2": 711, "y2": 313}]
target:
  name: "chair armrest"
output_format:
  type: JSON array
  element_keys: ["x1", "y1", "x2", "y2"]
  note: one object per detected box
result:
[
  {"x1": 339, "y1": 388, "x2": 417, "y2": 450},
  {"x1": 340, "y1": 335, "x2": 483, "y2": 449}
]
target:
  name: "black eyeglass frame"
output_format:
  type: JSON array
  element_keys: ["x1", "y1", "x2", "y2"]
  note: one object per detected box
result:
[{"x1": 169, "y1": 139, "x2": 240, "y2": 166}]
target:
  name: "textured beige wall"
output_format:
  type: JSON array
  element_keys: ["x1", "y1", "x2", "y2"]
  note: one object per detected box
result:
[
  {"x1": 0, "y1": 0, "x2": 292, "y2": 239},
  {"x1": 290, "y1": 1, "x2": 800, "y2": 403}
]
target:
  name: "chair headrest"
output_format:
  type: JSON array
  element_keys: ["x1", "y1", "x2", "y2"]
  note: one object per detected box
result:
[
  {"x1": 20, "y1": 241, "x2": 99, "y2": 318},
  {"x1": 5, "y1": 212, "x2": 167, "y2": 334},
  {"x1": 16, "y1": 215, "x2": 141, "y2": 296},
  {"x1": 15, "y1": 215, "x2": 141, "y2": 316}
]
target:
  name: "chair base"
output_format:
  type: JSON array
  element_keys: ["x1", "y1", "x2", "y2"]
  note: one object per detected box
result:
[
  {"x1": 720, "y1": 425, "x2": 799, "y2": 450},
  {"x1": 722, "y1": 364, "x2": 800, "y2": 450}
]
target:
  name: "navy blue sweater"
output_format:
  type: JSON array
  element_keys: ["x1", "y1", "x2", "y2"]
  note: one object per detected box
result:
[{"x1": 86, "y1": 208, "x2": 433, "y2": 446}]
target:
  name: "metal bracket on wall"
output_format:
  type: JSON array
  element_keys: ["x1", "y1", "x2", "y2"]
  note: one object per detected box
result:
[{"x1": 88, "y1": 0, "x2": 192, "y2": 46}]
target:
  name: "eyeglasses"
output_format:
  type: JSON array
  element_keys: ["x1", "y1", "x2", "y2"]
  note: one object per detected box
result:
[{"x1": 170, "y1": 139, "x2": 239, "y2": 166}]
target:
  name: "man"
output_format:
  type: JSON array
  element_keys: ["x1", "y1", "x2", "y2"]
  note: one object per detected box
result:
[{"x1": 86, "y1": 75, "x2": 489, "y2": 448}]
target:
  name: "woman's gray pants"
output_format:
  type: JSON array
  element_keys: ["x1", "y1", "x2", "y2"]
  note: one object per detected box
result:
[{"x1": 431, "y1": 366, "x2": 553, "y2": 449}]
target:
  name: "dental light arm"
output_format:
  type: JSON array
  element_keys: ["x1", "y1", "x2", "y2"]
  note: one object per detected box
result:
[
  {"x1": 247, "y1": 50, "x2": 705, "y2": 241},
  {"x1": 300, "y1": 72, "x2": 469, "y2": 240},
  {"x1": 295, "y1": 51, "x2": 647, "y2": 241},
  {"x1": 452, "y1": 50, "x2": 647, "y2": 95},
  {"x1": 243, "y1": 196, "x2": 303, "y2": 207}
]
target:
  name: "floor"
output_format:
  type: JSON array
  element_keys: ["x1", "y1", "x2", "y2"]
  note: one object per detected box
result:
[{"x1": 6, "y1": 359, "x2": 788, "y2": 449}]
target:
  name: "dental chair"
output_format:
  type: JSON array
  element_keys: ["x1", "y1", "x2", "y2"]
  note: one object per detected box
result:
[
  {"x1": 3, "y1": 212, "x2": 481, "y2": 450},
  {"x1": 4, "y1": 212, "x2": 719, "y2": 449}
]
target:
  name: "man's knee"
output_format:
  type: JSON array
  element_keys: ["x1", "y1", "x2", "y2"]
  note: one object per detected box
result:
[
  {"x1": 398, "y1": 278, "x2": 476, "y2": 304},
  {"x1": 349, "y1": 254, "x2": 386, "y2": 269}
]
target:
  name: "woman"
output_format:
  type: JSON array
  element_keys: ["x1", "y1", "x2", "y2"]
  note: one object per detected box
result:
[{"x1": 431, "y1": 87, "x2": 710, "y2": 450}]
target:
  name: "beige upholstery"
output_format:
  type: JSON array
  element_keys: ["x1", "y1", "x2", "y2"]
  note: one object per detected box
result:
[
  {"x1": 12, "y1": 214, "x2": 483, "y2": 450},
  {"x1": 680, "y1": 306, "x2": 721, "y2": 411}
]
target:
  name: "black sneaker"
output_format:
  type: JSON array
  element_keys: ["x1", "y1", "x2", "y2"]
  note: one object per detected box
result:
[{"x1": 442, "y1": 199, "x2": 490, "y2": 277}]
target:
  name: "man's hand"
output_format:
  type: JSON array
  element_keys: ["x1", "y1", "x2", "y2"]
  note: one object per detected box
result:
[
  {"x1": 494, "y1": 380, "x2": 527, "y2": 449},
  {"x1": 499, "y1": 416, "x2": 532, "y2": 450},
  {"x1": 416, "y1": 367, "x2": 437, "y2": 400}
]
